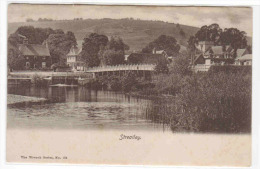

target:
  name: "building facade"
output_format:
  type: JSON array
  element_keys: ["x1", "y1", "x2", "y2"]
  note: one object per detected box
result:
[{"x1": 18, "y1": 38, "x2": 51, "y2": 69}]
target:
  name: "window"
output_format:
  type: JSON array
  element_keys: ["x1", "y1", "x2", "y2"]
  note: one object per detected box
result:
[
  {"x1": 26, "y1": 62, "x2": 30, "y2": 68},
  {"x1": 42, "y1": 62, "x2": 46, "y2": 68}
]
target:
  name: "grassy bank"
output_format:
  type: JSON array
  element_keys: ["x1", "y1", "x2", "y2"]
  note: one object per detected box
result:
[{"x1": 87, "y1": 61, "x2": 252, "y2": 133}]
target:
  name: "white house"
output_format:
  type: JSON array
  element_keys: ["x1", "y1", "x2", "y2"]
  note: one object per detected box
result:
[
  {"x1": 235, "y1": 54, "x2": 252, "y2": 65},
  {"x1": 66, "y1": 46, "x2": 84, "y2": 71}
]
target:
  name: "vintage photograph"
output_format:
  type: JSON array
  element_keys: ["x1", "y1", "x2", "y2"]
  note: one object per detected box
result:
[{"x1": 6, "y1": 4, "x2": 252, "y2": 166}]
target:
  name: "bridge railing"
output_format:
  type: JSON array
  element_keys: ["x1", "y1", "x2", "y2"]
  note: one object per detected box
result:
[{"x1": 85, "y1": 64, "x2": 156, "y2": 72}]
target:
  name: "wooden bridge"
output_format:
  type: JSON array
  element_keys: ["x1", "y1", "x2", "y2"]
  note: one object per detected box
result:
[
  {"x1": 85, "y1": 64, "x2": 155, "y2": 72},
  {"x1": 85, "y1": 64, "x2": 156, "y2": 79}
]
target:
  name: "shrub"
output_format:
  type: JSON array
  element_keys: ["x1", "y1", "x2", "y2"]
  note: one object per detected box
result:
[{"x1": 121, "y1": 71, "x2": 137, "y2": 92}]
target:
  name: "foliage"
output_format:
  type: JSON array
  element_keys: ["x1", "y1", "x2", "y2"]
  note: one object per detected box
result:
[
  {"x1": 121, "y1": 71, "x2": 137, "y2": 92},
  {"x1": 47, "y1": 31, "x2": 77, "y2": 64},
  {"x1": 7, "y1": 34, "x2": 23, "y2": 70},
  {"x1": 194, "y1": 24, "x2": 248, "y2": 49},
  {"x1": 81, "y1": 33, "x2": 109, "y2": 67},
  {"x1": 155, "y1": 58, "x2": 169, "y2": 74},
  {"x1": 208, "y1": 65, "x2": 252, "y2": 75},
  {"x1": 99, "y1": 36, "x2": 128, "y2": 66},
  {"x1": 142, "y1": 35, "x2": 181, "y2": 56},
  {"x1": 15, "y1": 26, "x2": 56, "y2": 44},
  {"x1": 169, "y1": 54, "x2": 191, "y2": 76}
]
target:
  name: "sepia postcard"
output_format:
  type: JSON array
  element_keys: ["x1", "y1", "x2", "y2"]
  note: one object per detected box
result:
[{"x1": 6, "y1": 4, "x2": 252, "y2": 166}]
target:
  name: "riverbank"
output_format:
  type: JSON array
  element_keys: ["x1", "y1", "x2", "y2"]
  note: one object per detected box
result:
[{"x1": 7, "y1": 94, "x2": 46, "y2": 105}]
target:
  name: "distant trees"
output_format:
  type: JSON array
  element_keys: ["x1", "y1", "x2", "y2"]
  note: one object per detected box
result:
[
  {"x1": 142, "y1": 35, "x2": 180, "y2": 56},
  {"x1": 26, "y1": 18, "x2": 34, "y2": 22},
  {"x1": 38, "y1": 18, "x2": 53, "y2": 22}
]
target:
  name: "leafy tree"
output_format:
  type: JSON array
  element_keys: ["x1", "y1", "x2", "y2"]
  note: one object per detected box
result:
[
  {"x1": 169, "y1": 54, "x2": 191, "y2": 76},
  {"x1": 15, "y1": 26, "x2": 56, "y2": 44},
  {"x1": 195, "y1": 24, "x2": 248, "y2": 49},
  {"x1": 220, "y1": 28, "x2": 247, "y2": 49},
  {"x1": 47, "y1": 31, "x2": 77, "y2": 65},
  {"x1": 195, "y1": 24, "x2": 222, "y2": 44},
  {"x1": 81, "y1": 33, "x2": 109, "y2": 67},
  {"x1": 142, "y1": 35, "x2": 180, "y2": 56},
  {"x1": 100, "y1": 36, "x2": 129, "y2": 66}
]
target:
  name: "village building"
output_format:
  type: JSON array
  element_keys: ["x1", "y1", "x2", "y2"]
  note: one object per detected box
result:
[
  {"x1": 235, "y1": 54, "x2": 252, "y2": 65},
  {"x1": 66, "y1": 46, "x2": 84, "y2": 71},
  {"x1": 18, "y1": 37, "x2": 51, "y2": 69}
]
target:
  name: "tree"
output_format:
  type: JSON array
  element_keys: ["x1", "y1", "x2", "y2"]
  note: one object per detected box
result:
[
  {"x1": 100, "y1": 36, "x2": 129, "y2": 66},
  {"x1": 142, "y1": 35, "x2": 180, "y2": 56},
  {"x1": 179, "y1": 29, "x2": 186, "y2": 38},
  {"x1": 15, "y1": 26, "x2": 56, "y2": 44},
  {"x1": 187, "y1": 36, "x2": 199, "y2": 64},
  {"x1": 169, "y1": 54, "x2": 191, "y2": 76},
  {"x1": 47, "y1": 31, "x2": 77, "y2": 65},
  {"x1": 194, "y1": 24, "x2": 248, "y2": 48},
  {"x1": 195, "y1": 24, "x2": 222, "y2": 44},
  {"x1": 220, "y1": 28, "x2": 247, "y2": 49},
  {"x1": 81, "y1": 33, "x2": 109, "y2": 67}
]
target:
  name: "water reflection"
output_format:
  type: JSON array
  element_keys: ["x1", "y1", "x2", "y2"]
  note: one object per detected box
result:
[{"x1": 7, "y1": 85, "x2": 170, "y2": 131}]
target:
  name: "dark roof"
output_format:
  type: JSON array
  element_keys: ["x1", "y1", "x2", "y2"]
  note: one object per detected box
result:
[
  {"x1": 19, "y1": 44, "x2": 50, "y2": 56},
  {"x1": 127, "y1": 53, "x2": 165, "y2": 64}
]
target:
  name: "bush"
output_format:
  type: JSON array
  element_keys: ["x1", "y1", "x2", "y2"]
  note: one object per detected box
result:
[
  {"x1": 170, "y1": 71, "x2": 252, "y2": 133},
  {"x1": 208, "y1": 65, "x2": 252, "y2": 75},
  {"x1": 121, "y1": 71, "x2": 137, "y2": 92}
]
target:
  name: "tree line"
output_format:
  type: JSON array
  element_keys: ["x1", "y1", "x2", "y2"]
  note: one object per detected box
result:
[{"x1": 7, "y1": 26, "x2": 129, "y2": 70}]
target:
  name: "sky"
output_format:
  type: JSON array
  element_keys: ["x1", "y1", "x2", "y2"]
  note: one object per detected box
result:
[{"x1": 8, "y1": 4, "x2": 253, "y2": 36}]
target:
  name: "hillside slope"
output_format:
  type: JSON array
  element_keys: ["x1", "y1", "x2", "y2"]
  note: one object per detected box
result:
[
  {"x1": 8, "y1": 18, "x2": 252, "y2": 51},
  {"x1": 8, "y1": 18, "x2": 199, "y2": 51}
]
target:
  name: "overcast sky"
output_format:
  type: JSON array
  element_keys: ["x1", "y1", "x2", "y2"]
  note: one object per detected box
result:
[{"x1": 8, "y1": 4, "x2": 252, "y2": 36}]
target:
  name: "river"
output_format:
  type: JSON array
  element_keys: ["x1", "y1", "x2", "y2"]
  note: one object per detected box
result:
[{"x1": 7, "y1": 85, "x2": 171, "y2": 132}]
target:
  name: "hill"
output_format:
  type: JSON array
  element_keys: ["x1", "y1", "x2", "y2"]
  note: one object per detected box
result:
[
  {"x1": 8, "y1": 18, "x2": 252, "y2": 51},
  {"x1": 8, "y1": 18, "x2": 199, "y2": 52}
]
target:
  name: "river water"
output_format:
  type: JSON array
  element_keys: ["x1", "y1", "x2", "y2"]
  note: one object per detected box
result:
[{"x1": 7, "y1": 85, "x2": 170, "y2": 132}]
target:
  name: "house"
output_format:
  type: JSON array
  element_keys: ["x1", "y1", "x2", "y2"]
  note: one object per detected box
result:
[
  {"x1": 236, "y1": 48, "x2": 250, "y2": 59},
  {"x1": 18, "y1": 37, "x2": 51, "y2": 69},
  {"x1": 152, "y1": 48, "x2": 174, "y2": 61},
  {"x1": 235, "y1": 54, "x2": 252, "y2": 65},
  {"x1": 66, "y1": 46, "x2": 84, "y2": 71}
]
